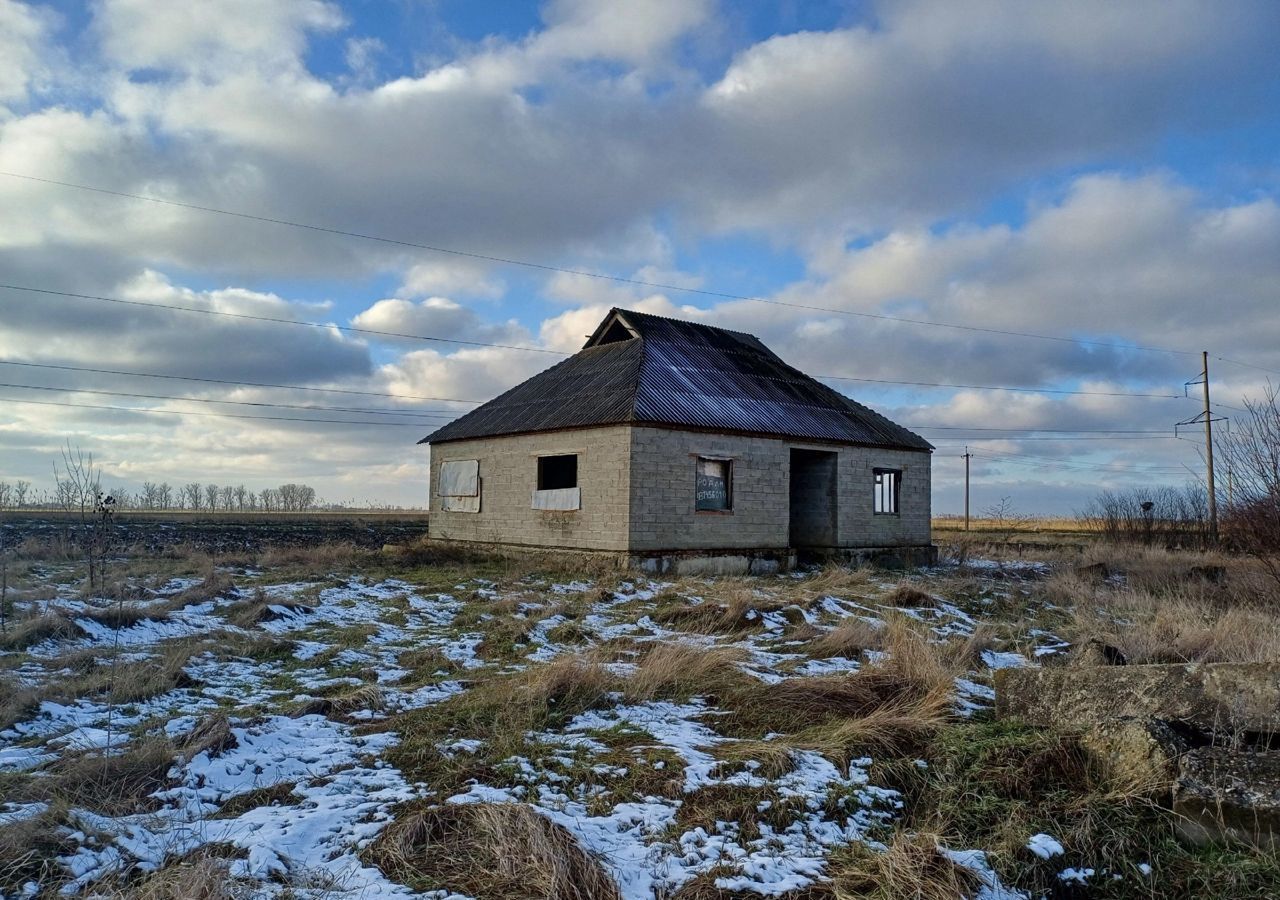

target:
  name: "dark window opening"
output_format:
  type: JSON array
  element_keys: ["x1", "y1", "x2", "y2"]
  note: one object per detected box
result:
[
  {"x1": 696, "y1": 457, "x2": 732, "y2": 511},
  {"x1": 538, "y1": 454, "x2": 578, "y2": 490},
  {"x1": 874, "y1": 469, "x2": 900, "y2": 515}
]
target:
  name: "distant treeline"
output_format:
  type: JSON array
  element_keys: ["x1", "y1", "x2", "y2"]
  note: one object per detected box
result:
[{"x1": 0, "y1": 479, "x2": 418, "y2": 513}]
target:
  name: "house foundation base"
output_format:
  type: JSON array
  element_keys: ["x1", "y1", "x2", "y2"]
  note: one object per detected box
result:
[
  {"x1": 414, "y1": 537, "x2": 936, "y2": 575},
  {"x1": 629, "y1": 544, "x2": 937, "y2": 575}
]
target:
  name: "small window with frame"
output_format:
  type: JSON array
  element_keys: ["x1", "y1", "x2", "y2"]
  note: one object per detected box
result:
[
  {"x1": 696, "y1": 457, "x2": 732, "y2": 512},
  {"x1": 873, "y1": 468, "x2": 900, "y2": 515}
]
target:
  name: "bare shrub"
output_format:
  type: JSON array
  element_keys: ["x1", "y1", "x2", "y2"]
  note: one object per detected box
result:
[
  {"x1": 366, "y1": 802, "x2": 621, "y2": 900},
  {"x1": 1078, "y1": 483, "x2": 1211, "y2": 548}
]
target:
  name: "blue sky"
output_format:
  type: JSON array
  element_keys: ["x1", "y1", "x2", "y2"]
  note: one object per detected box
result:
[{"x1": 1, "y1": 0, "x2": 1279, "y2": 513}]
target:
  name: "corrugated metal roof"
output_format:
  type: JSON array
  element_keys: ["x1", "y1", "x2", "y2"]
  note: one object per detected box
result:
[{"x1": 419, "y1": 308, "x2": 933, "y2": 451}]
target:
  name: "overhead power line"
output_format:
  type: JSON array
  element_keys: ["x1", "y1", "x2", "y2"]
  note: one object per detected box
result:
[
  {"x1": 7, "y1": 381, "x2": 1189, "y2": 439},
  {"x1": 1214, "y1": 355, "x2": 1280, "y2": 378},
  {"x1": 908, "y1": 425, "x2": 1171, "y2": 434},
  {"x1": 0, "y1": 359, "x2": 485, "y2": 405},
  {"x1": 1, "y1": 285, "x2": 1196, "y2": 403},
  {"x1": 0, "y1": 283, "x2": 562, "y2": 355},
  {"x1": 0, "y1": 170, "x2": 1198, "y2": 356},
  {"x1": 0, "y1": 395, "x2": 431, "y2": 427},
  {"x1": 931, "y1": 435, "x2": 1178, "y2": 442},
  {"x1": 0, "y1": 381, "x2": 459, "y2": 419},
  {"x1": 817, "y1": 374, "x2": 1183, "y2": 400},
  {"x1": 970, "y1": 448, "x2": 1190, "y2": 474}
]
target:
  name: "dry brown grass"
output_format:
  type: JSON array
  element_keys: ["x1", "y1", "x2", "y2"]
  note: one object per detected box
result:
[
  {"x1": 1070, "y1": 589, "x2": 1280, "y2": 664},
  {"x1": 163, "y1": 569, "x2": 237, "y2": 609},
  {"x1": 366, "y1": 802, "x2": 622, "y2": 900},
  {"x1": 37, "y1": 738, "x2": 177, "y2": 815},
  {"x1": 178, "y1": 712, "x2": 236, "y2": 763},
  {"x1": 0, "y1": 803, "x2": 76, "y2": 897},
  {"x1": 78, "y1": 602, "x2": 165, "y2": 630},
  {"x1": 809, "y1": 617, "x2": 886, "y2": 659},
  {"x1": 112, "y1": 854, "x2": 245, "y2": 900},
  {"x1": 295, "y1": 684, "x2": 387, "y2": 719},
  {"x1": 828, "y1": 831, "x2": 981, "y2": 900},
  {"x1": 0, "y1": 674, "x2": 40, "y2": 732},
  {"x1": 717, "y1": 618, "x2": 960, "y2": 754},
  {"x1": 0, "y1": 610, "x2": 84, "y2": 650},
  {"x1": 653, "y1": 581, "x2": 796, "y2": 635},
  {"x1": 257, "y1": 541, "x2": 364, "y2": 571},
  {"x1": 221, "y1": 588, "x2": 312, "y2": 629},
  {"x1": 774, "y1": 564, "x2": 874, "y2": 605},
  {"x1": 883, "y1": 584, "x2": 937, "y2": 608},
  {"x1": 671, "y1": 873, "x2": 834, "y2": 899},
  {"x1": 514, "y1": 652, "x2": 619, "y2": 721},
  {"x1": 625, "y1": 643, "x2": 747, "y2": 703},
  {"x1": 1050, "y1": 548, "x2": 1280, "y2": 665}
]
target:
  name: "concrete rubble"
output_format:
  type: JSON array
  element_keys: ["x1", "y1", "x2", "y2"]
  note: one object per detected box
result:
[{"x1": 996, "y1": 662, "x2": 1280, "y2": 848}]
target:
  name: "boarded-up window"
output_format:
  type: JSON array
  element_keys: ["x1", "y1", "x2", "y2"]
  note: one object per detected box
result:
[
  {"x1": 438, "y1": 459, "x2": 480, "y2": 513},
  {"x1": 696, "y1": 457, "x2": 732, "y2": 511},
  {"x1": 874, "y1": 468, "x2": 900, "y2": 515}
]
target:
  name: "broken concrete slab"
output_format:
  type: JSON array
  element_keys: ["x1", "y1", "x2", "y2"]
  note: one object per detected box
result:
[
  {"x1": 1078, "y1": 718, "x2": 1187, "y2": 795},
  {"x1": 1174, "y1": 748, "x2": 1280, "y2": 849},
  {"x1": 994, "y1": 663, "x2": 1280, "y2": 734}
]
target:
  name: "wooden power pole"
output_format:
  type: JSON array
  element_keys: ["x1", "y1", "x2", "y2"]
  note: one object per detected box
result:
[
  {"x1": 963, "y1": 447, "x2": 971, "y2": 532},
  {"x1": 1201, "y1": 351, "x2": 1218, "y2": 542}
]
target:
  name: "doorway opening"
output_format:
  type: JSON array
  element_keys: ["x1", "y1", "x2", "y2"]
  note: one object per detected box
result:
[{"x1": 789, "y1": 449, "x2": 838, "y2": 549}]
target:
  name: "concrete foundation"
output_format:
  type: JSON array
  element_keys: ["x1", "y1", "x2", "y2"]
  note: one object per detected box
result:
[{"x1": 419, "y1": 537, "x2": 935, "y2": 575}]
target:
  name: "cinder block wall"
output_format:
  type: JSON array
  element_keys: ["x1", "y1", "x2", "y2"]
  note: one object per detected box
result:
[
  {"x1": 627, "y1": 427, "x2": 791, "y2": 551},
  {"x1": 627, "y1": 427, "x2": 932, "y2": 552},
  {"x1": 428, "y1": 426, "x2": 631, "y2": 551},
  {"x1": 836, "y1": 446, "x2": 932, "y2": 547}
]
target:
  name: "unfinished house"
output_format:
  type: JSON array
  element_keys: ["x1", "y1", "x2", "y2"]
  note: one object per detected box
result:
[{"x1": 420, "y1": 309, "x2": 934, "y2": 573}]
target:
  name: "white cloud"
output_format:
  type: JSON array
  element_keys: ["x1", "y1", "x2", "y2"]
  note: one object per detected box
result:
[
  {"x1": 398, "y1": 260, "x2": 505, "y2": 299},
  {"x1": 94, "y1": 0, "x2": 345, "y2": 76},
  {"x1": 351, "y1": 296, "x2": 533, "y2": 349},
  {"x1": 0, "y1": 0, "x2": 55, "y2": 104},
  {"x1": 532, "y1": 0, "x2": 715, "y2": 67}
]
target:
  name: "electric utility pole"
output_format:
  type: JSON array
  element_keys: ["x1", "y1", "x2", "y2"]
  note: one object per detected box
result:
[
  {"x1": 1177, "y1": 353, "x2": 1221, "y2": 543},
  {"x1": 1201, "y1": 351, "x2": 1218, "y2": 541},
  {"x1": 964, "y1": 447, "x2": 971, "y2": 532}
]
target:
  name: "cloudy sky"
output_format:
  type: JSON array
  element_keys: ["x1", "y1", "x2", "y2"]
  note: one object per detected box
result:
[{"x1": 1, "y1": 0, "x2": 1279, "y2": 513}]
